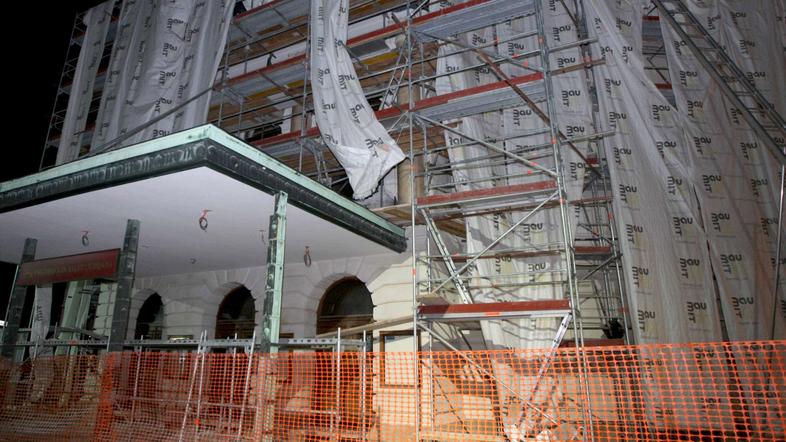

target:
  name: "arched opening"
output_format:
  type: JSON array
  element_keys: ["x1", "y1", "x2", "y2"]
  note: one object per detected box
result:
[
  {"x1": 134, "y1": 293, "x2": 164, "y2": 339},
  {"x1": 317, "y1": 278, "x2": 374, "y2": 335},
  {"x1": 215, "y1": 286, "x2": 256, "y2": 339},
  {"x1": 314, "y1": 278, "x2": 374, "y2": 428}
]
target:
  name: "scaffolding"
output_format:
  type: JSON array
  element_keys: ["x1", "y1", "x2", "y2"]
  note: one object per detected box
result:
[
  {"x1": 36, "y1": 0, "x2": 630, "y2": 361},
  {"x1": 33, "y1": 0, "x2": 784, "y2": 356},
  {"x1": 27, "y1": 0, "x2": 786, "y2": 438},
  {"x1": 220, "y1": 1, "x2": 627, "y2": 350},
  {"x1": 39, "y1": 4, "x2": 121, "y2": 169},
  {"x1": 397, "y1": 2, "x2": 624, "y2": 439}
]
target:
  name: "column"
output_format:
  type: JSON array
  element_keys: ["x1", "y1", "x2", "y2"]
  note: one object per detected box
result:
[
  {"x1": 260, "y1": 192, "x2": 287, "y2": 354},
  {"x1": 109, "y1": 219, "x2": 140, "y2": 351},
  {"x1": 1, "y1": 238, "x2": 37, "y2": 358}
]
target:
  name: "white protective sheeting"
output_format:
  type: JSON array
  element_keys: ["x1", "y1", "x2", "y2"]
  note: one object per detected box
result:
[
  {"x1": 309, "y1": 0, "x2": 405, "y2": 200},
  {"x1": 56, "y1": 1, "x2": 115, "y2": 165},
  {"x1": 30, "y1": 286, "x2": 52, "y2": 357},
  {"x1": 658, "y1": 2, "x2": 785, "y2": 434},
  {"x1": 92, "y1": 0, "x2": 233, "y2": 149},
  {"x1": 587, "y1": 0, "x2": 723, "y2": 345},
  {"x1": 586, "y1": 1, "x2": 764, "y2": 435},
  {"x1": 659, "y1": 0, "x2": 786, "y2": 341}
]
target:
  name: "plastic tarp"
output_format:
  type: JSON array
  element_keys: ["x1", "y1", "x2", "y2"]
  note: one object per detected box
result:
[
  {"x1": 658, "y1": 0, "x2": 785, "y2": 341},
  {"x1": 586, "y1": 0, "x2": 723, "y2": 345},
  {"x1": 56, "y1": 0, "x2": 115, "y2": 165},
  {"x1": 92, "y1": 0, "x2": 234, "y2": 150},
  {"x1": 309, "y1": 0, "x2": 405, "y2": 200},
  {"x1": 30, "y1": 286, "x2": 52, "y2": 357},
  {"x1": 585, "y1": 0, "x2": 786, "y2": 434},
  {"x1": 657, "y1": 1, "x2": 786, "y2": 433}
]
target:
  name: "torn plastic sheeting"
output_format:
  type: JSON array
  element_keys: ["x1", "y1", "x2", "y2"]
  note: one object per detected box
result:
[{"x1": 309, "y1": 0, "x2": 405, "y2": 200}]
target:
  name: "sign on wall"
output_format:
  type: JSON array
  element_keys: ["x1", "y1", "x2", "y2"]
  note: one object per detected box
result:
[{"x1": 17, "y1": 249, "x2": 120, "y2": 286}]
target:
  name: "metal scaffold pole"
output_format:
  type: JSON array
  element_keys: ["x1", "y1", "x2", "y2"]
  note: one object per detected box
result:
[
  {"x1": 772, "y1": 160, "x2": 785, "y2": 340},
  {"x1": 531, "y1": 1, "x2": 591, "y2": 438},
  {"x1": 405, "y1": 2, "x2": 420, "y2": 441},
  {"x1": 298, "y1": 8, "x2": 312, "y2": 173}
]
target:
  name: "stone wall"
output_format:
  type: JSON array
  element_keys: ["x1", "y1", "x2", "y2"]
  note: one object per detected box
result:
[{"x1": 122, "y1": 227, "x2": 424, "y2": 340}]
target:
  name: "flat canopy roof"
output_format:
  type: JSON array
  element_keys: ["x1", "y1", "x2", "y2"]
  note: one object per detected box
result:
[{"x1": 0, "y1": 125, "x2": 406, "y2": 277}]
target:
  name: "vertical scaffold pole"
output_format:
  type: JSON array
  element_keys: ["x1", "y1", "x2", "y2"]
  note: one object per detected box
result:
[
  {"x1": 405, "y1": 1, "x2": 421, "y2": 439},
  {"x1": 772, "y1": 161, "x2": 785, "y2": 340},
  {"x1": 298, "y1": 8, "x2": 312, "y2": 173},
  {"x1": 532, "y1": 0, "x2": 592, "y2": 439}
]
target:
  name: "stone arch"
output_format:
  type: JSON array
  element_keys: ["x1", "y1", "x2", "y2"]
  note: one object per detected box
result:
[
  {"x1": 206, "y1": 270, "x2": 266, "y2": 338},
  {"x1": 316, "y1": 277, "x2": 374, "y2": 335},
  {"x1": 215, "y1": 284, "x2": 256, "y2": 339},
  {"x1": 129, "y1": 288, "x2": 162, "y2": 340},
  {"x1": 290, "y1": 256, "x2": 399, "y2": 337},
  {"x1": 134, "y1": 292, "x2": 165, "y2": 339}
]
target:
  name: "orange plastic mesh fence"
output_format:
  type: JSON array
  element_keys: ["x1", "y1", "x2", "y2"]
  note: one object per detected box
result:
[{"x1": 0, "y1": 340, "x2": 783, "y2": 441}]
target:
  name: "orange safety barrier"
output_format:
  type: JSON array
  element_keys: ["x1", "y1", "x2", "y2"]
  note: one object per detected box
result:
[{"x1": 0, "y1": 340, "x2": 783, "y2": 441}]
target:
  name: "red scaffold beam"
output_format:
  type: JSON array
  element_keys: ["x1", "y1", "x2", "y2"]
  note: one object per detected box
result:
[
  {"x1": 419, "y1": 299, "x2": 571, "y2": 322},
  {"x1": 416, "y1": 180, "x2": 557, "y2": 207}
]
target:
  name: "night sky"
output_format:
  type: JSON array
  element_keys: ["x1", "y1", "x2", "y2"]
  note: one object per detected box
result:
[{"x1": 1, "y1": 1, "x2": 104, "y2": 319}]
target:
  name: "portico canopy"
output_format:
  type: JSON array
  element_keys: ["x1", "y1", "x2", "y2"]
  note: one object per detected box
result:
[{"x1": 0, "y1": 125, "x2": 407, "y2": 277}]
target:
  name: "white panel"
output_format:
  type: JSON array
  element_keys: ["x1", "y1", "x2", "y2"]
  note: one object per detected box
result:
[{"x1": 30, "y1": 286, "x2": 53, "y2": 357}]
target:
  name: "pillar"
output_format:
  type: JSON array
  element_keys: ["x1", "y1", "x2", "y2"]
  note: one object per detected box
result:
[
  {"x1": 1, "y1": 238, "x2": 37, "y2": 358},
  {"x1": 260, "y1": 192, "x2": 287, "y2": 354},
  {"x1": 109, "y1": 219, "x2": 140, "y2": 351}
]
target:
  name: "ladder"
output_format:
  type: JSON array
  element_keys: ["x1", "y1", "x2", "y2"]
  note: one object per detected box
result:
[
  {"x1": 652, "y1": 0, "x2": 786, "y2": 165},
  {"x1": 422, "y1": 210, "x2": 473, "y2": 304}
]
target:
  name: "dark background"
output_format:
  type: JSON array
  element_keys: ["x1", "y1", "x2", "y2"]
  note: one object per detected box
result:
[{"x1": 1, "y1": 1, "x2": 104, "y2": 320}]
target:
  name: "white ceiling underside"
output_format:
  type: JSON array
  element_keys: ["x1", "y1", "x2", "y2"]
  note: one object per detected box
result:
[{"x1": 0, "y1": 167, "x2": 393, "y2": 277}]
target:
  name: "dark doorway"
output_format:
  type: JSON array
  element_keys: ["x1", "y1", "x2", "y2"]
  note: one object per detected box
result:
[
  {"x1": 313, "y1": 278, "x2": 374, "y2": 432},
  {"x1": 134, "y1": 293, "x2": 164, "y2": 339},
  {"x1": 215, "y1": 286, "x2": 256, "y2": 339},
  {"x1": 316, "y1": 278, "x2": 374, "y2": 335}
]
